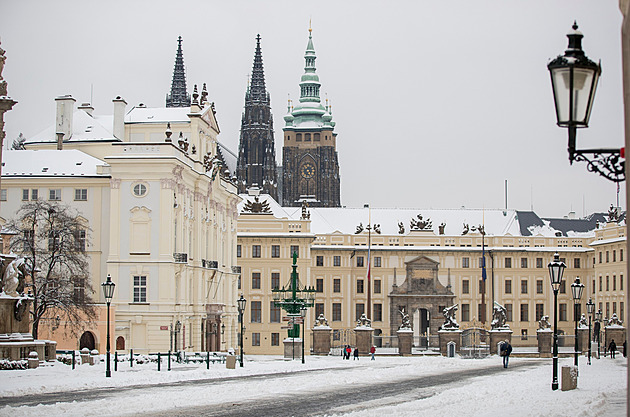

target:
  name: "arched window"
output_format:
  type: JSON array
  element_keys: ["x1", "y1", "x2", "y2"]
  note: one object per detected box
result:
[
  {"x1": 116, "y1": 336, "x2": 125, "y2": 351},
  {"x1": 296, "y1": 134, "x2": 302, "y2": 142}
]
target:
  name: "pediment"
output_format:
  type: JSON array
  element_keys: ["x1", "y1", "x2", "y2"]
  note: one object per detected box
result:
[{"x1": 405, "y1": 255, "x2": 439, "y2": 267}]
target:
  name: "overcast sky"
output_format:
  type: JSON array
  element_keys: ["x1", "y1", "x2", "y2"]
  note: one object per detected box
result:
[{"x1": 0, "y1": 1, "x2": 625, "y2": 217}]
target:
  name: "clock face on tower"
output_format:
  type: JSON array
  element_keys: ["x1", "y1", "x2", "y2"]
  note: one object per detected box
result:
[{"x1": 301, "y1": 163, "x2": 315, "y2": 179}]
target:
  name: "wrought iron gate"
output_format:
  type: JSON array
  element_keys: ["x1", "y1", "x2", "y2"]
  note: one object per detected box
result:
[{"x1": 461, "y1": 328, "x2": 490, "y2": 358}]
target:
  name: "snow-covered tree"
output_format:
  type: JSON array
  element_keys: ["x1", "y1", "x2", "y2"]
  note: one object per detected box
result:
[{"x1": 6, "y1": 200, "x2": 96, "y2": 339}]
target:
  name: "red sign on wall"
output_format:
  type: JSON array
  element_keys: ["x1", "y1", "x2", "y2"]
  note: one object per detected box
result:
[{"x1": 160, "y1": 326, "x2": 168, "y2": 330}]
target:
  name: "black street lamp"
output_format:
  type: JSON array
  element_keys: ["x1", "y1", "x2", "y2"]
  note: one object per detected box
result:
[
  {"x1": 547, "y1": 22, "x2": 624, "y2": 182},
  {"x1": 101, "y1": 274, "x2": 116, "y2": 378},
  {"x1": 237, "y1": 294, "x2": 246, "y2": 367},
  {"x1": 300, "y1": 307, "x2": 307, "y2": 364},
  {"x1": 570, "y1": 278, "x2": 584, "y2": 368},
  {"x1": 586, "y1": 297, "x2": 595, "y2": 365},
  {"x1": 548, "y1": 253, "x2": 566, "y2": 391},
  {"x1": 595, "y1": 309, "x2": 603, "y2": 357}
]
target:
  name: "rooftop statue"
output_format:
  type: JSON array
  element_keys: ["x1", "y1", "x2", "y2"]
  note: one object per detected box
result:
[
  {"x1": 356, "y1": 312, "x2": 372, "y2": 328},
  {"x1": 538, "y1": 315, "x2": 551, "y2": 330},
  {"x1": 399, "y1": 308, "x2": 411, "y2": 330}
]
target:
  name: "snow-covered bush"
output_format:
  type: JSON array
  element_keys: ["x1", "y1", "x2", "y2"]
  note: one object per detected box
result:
[{"x1": 0, "y1": 359, "x2": 28, "y2": 370}]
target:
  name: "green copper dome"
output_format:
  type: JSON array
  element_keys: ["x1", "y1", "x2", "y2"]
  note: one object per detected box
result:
[{"x1": 286, "y1": 28, "x2": 335, "y2": 130}]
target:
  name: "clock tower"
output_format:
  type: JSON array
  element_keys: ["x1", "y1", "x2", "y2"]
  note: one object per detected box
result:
[{"x1": 282, "y1": 27, "x2": 340, "y2": 207}]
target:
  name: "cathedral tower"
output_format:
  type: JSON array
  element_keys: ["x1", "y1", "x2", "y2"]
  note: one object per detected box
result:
[
  {"x1": 236, "y1": 35, "x2": 279, "y2": 199},
  {"x1": 166, "y1": 36, "x2": 191, "y2": 108},
  {"x1": 282, "y1": 27, "x2": 340, "y2": 207}
]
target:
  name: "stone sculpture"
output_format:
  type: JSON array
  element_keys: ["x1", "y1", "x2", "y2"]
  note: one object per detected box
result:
[
  {"x1": 314, "y1": 313, "x2": 329, "y2": 327},
  {"x1": 441, "y1": 304, "x2": 459, "y2": 330},
  {"x1": 538, "y1": 315, "x2": 551, "y2": 330},
  {"x1": 410, "y1": 214, "x2": 432, "y2": 231},
  {"x1": 2, "y1": 257, "x2": 26, "y2": 296},
  {"x1": 399, "y1": 308, "x2": 411, "y2": 330},
  {"x1": 608, "y1": 313, "x2": 622, "y2": 326},
  {"x1": 398, "y1": 222, "x2": 405, "y2": 235},
  {"x1": 356, "y1": 312, "x2": 371, "y2": 328},
  {"x1": 491, "y1": 301, "x2": 508, "y2": 330},
  {"x1": 242, "y1": 195, "x2": 272, "y2": 214},
  {"x1": 579, "y1": 313, "x2": 588, "y2": 328}
]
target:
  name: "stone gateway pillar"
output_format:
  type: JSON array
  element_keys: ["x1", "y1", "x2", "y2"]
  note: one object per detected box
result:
[
  {"x1": 537, "y1": 329, "x2": 553, "y2": 358},
  {"x1": 397, "y1": 329, "x2": 413, "y2": 356},
  {"x1": 354, "y1": 313, "x2": 373, "y2": 356},
  {"x1": 312, "y1": 314, "x2": 332, "y2": 355},
  {"x1": 489, "y1": 329, "x2": 513, "y2": 355},
  {"x1": 438, "y1": 329, "x2": 462, "y2": 356}
]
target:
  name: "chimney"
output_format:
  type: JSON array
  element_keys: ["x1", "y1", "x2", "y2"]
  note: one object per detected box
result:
[
  {"x1": 55, "y1": 95, "x2": 76, "y2": 141},
  {"x1": 78, "y1": 102, "x2": 94, "y2": 116},
  {"x1": 112, "y1": 96, "x2": 127, "y2": 140}
]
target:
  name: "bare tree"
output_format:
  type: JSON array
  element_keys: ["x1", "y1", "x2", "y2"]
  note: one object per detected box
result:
[{"x1": 6, "y1": 200, "x2": 96, "y2": 339}]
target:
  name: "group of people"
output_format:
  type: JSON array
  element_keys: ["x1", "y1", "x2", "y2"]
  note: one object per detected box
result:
[{"x1": 342, "y1": 345, "x2": 377, "y2": 360}]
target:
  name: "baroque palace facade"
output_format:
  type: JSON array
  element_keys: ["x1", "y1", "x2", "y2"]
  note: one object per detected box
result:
[
  {"x1": 2, "y1": 86, "x2": 242, "y2": 354},
  {"x1": 236, "y1": 191, "x2": 626, "y2": 355}
]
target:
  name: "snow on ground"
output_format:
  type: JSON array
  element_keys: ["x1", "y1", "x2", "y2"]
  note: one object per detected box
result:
[{"x1": 0, "y1": 354, "x2": 626, "y2": 416}]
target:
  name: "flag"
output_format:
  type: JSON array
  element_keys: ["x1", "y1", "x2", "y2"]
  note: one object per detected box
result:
[{"x1": 482, "y1": 243, "x2": 487, "y2": 281}]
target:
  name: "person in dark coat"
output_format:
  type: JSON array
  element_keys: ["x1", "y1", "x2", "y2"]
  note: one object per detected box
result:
[
  {"x1": 500, "y1": 341, "x2": 513, "y2": 368},
  {"x1": 623, "y1": 340, "x2": 627, "y2": 358},
  {"x1": 609, "y1": 339, "x2": 617, "y2": 358},
  {"x1": 353, "y1": 347, "x2": 359, "y2": 360},
  {"x1": 345, "y1": 345, "x2": 351, "y2": 360}
]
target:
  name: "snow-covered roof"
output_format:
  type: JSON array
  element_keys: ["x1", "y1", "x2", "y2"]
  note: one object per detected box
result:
[
  {"x1": 2, "y1": 149, "x2": 109, "y2": 177},
  {"x1": 28, "y1": 111, "x2": 116, "y2": 143},
  {"x1": 237, "y1": 194, "x2": 606, "y2": 238},
  {"x1": 125, "y1": 106, "x2": 191, "y2": 124},
  {"x1": 217, "y1": 142, "x2": 237, "y2": 176}
]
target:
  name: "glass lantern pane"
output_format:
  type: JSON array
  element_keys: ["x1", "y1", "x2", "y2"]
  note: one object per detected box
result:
[
  {"x1": 551, "y1": 68, "x2": 571, "y2": 125},
  {"x1": 571, "y1": 68, "x2": 596, "y2": 125}
]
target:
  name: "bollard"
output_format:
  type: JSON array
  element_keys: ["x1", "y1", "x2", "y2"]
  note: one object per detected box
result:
[
  {"x1": 207, "y1": 351, "x2": 210, "y2": 369},
  {"x1": 168, "y1": 350, "x2": 171, "y2": 371},
  {"x1": 158, "y1": 352, "x2": 161, "y2": 371},
  {"x1": 115, "y1": 351, "x2": 118, "y2": 371},
  {"x1": 130, "y1": 349, "x2": 134, "y2": 367},
  {"x1": 72, "y1": 350, "x2": 76, "y2": 370}
]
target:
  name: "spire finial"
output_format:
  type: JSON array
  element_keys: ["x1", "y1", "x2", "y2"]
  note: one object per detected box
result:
[
  {"x1": 309, "y1": 19, "x2": 312, "y2": 34},
  {"x1": 572, "y1": 20, "x2": 578, "y2": 31},
  {"x1": 192, "y1": 84, "x2": 199, "y2": 105}
]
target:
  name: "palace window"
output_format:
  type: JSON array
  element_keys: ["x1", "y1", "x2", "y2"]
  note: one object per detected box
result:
[
  {"x1": 374, "y1": 257, "x2": 381, "y2": 267},
  {"x1": 505, "y1": 304, "x2": 513, "y2": 321},
  {"x1": 271, "y1": 245, "x2": 280, "y2": 258},
  {"x1": 536, "y1": 258, "x2": 543, "y2": 268},
  {"x1": 291, "y1": 245, "x2": 299, "y2": 258},
  {"x1": 332, "y1": 303, "x2": 342, "y2": 321},
  {"x1": 505, "y1": 257, "x2": 512, "y2": 268},
  {"x1": 270, "y1": 302, "x2": 281, "y2": 323},
  {"x1": 559, "y1": 303, "x2": 567, "y2": 321},
  {"x1": 536, "y1": 304, "x2": 544, "y2": 321},
  {"x1": 133, "y1": 275, "x2": 147, "y2": 303},
  {"x1": 315, "y1": 303, "x2": 324, "y2": 318},
  {"x1": 461, "y1": 304, "x2": 470, "y2": 321},
  {"x1": 333, "y1": 278, "x2": 341, "y2": 293},
  {"x1": 536, "y1": 280, "x2": 543, "y2": 294},
  {"x1": 374, "y1": 279, "x2": 381, "y2": 294},
  {"x1": 505, "y1": 279, "x2": 512, "y2": 294},
  {"x1": 251, "y1": 301, "x2": 261, "y2": 323},
  {"x1": 316, "y1": 256, "x2": 324, "y2": 266},
  {"x1": 374, "y1": 304, "x2": 383, "y2": 322},
  {"x1": 74, "y1": 189, "x2": 88, "y2": 201},
  {"x1": 271, "y1": 333, "x2": 280, "y2": 346},
  {"x1": 252, "y1": 272, "x2": 261, "y2": 290},
  {"x1": 521, "y1": 279, "x2": 528, "y2": 294},
  {"x1": 237, "y1": 245, "x2": 241, "y2": 258},
  {"x1": 316, "y1": 278, "x2": 324, "y2": 293},
  {"x1": 271, "y1": 272, "x2": 280, "y2": 290},
  {"x1": 462, "y1": 279, "x2": 470, "y2": 294},
  {"x1": 357, "y1": 256, "x2": 364, "y2": 267},
  {"x1": 334, "y1": 256, "x2": 341, "y2": 266},
  {"x1": 49, "y1": 189, "x2": 61, "y2": 201},
  {"x1": 521, "y1": 258, "x2": 528, "y2": 268},
  {"x1": 355, "y1": 303, "x2": 365, "y2": 321},
  {"x1": 462, "y1": 257, "x2": 470, "y2": 268},
  {"x1": 520, "y1": 304, "x2": 529, "y2": 322},
  {"x1": 252, "y1": 333, "x2": 260, "y2": 346},
  {"x1": 357, "y1": 279, "x2": 364, "y2": 294},
  {"x1": 252, "y1": 245, "x2": 261, "y2": 258},
  {"x1": 574, "y1": 258, "x2": 581, "y2": 268}
]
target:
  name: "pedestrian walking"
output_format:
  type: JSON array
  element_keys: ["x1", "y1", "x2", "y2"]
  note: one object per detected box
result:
[
  {"x1": 345, "y1": 345, "x2": 351, "y2": 360},
  {"x1": 353, "y1": 347, "x2": 359, "y2": 360},
  {"x1": 370, "y1": 345, "x2": 376, "y2": 361},
  {"x1": 499, "y1": 341, "x2": 512, "y2": 368},
  {"x1": 609, "y1": 339, "x2": 617, "y2": 358}
]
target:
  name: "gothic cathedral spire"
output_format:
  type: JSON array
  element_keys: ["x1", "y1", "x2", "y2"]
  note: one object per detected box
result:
[
  {"x1": 166, "y1": 36, "x2": 191, "y2": 108},
  {"x1": 236, "y1": 35, "x2": 279, "y2": 200}
]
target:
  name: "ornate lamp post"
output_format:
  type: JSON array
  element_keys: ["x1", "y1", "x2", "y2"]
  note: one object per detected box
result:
[
  {"x1": 101, "y1": 274, "x2": 115, "y2": 378},
  {"x1": 570, "y1": 278, "x2": 584, "y2": 367},
  {"x1": 586, "y1": 298, "x2": 595, "y2": 365},
  {"x1": 272, "y1": 252, "x2": 316, "y2": 362},
  {"x1": 237, "y1": 294, "x2": 246, "y2": 367},
  {"x1": 547, "y1": 22, "x2": 624, "y2": 182},
  {"x1": 548, "y1": 253, "x2": 566, "y2": 391}
]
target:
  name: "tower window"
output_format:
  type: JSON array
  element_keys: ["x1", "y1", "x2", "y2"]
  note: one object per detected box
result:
[
  {"x1": 314, "y1": 133, "x2": 320, "y2": 141},
  {"x1": 296, "y1": 133, "x2": 302, "y2": 142},
  {"x1": 305, "y1": 133, "x2": 311, "y2": 141}
]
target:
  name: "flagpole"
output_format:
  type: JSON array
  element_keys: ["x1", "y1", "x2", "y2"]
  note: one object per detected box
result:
[
  {"x1": 367, "y1": 204, "x2": 372, "y2": 320},
  {"x1": 481, "y1": 208, "x2": 486, "y2": 324}
]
